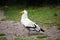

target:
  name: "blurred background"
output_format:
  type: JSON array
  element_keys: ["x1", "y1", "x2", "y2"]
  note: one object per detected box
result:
[{"x1": 0, "y1": 0, "x2": 60, "y2": 40}]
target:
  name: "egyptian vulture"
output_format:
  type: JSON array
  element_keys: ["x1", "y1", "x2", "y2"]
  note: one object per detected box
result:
[{"x1": 20, "y1": 10, "x2": 44, "y2": 34}]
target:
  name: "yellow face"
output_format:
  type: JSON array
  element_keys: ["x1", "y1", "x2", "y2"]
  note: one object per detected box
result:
[{"x1": 20, "y1": 11, "x2": 24, "y2": 14}]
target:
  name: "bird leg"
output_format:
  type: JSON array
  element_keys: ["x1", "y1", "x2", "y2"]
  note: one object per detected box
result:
[
  {"x1": 28, "y1": 29, "x2": 30, "y2": 36},
  {"x1": 26, "y1": 28, "x2": 31, "y2": 36}
]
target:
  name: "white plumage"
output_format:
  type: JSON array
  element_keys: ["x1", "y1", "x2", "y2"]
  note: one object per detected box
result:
[{"x1": 20, "y1": 10, "x2": 44, "y2": 33}]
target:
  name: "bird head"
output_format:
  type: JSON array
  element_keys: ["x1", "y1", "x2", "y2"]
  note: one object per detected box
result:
[{"x1": 20, "y1": 10, "x2": 27, "y2": 14}]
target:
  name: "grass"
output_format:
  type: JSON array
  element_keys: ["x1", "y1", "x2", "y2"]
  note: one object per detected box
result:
[
  {"x1": 37, "y1": 35, "x2": 48, "y2": 38},
  {"x1": 15, "y1": 35, "x2": 47, "y2": 40},
  {"x1": 0, "y1": 33, "x2": 5, "y2": 36},
  {"x1": 2, "y1": 6, "x2": 60, "y2": 27},
  {"x1": 15, "y1": 37, "x2": 44, "y2": 40},
  {"x1": 0, "y1": 37, "x2": 7, "y2": 40},
  {"x1": 56, "y1": 37, "x2": 60, "y2": 40}
]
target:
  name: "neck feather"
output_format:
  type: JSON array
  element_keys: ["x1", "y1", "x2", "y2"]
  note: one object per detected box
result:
[{"x1": 21, "y1": 13, "x2": 28, "y2": 19}]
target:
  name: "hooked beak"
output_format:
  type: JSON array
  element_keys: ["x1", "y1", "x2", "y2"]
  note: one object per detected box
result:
[{"x1": 20, "y1": 11, "x2": 24, "y2": 14}]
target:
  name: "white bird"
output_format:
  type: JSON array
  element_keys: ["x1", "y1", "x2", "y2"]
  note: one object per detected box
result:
[{"x1": 20, "y1": 10, "x2": 44, "y2": 34}]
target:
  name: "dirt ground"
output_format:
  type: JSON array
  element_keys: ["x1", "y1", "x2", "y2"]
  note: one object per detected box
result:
[
  {"x1": 0, "y1": 21, "x2": 60, "y2": 40},
  {"x1": 0, "y1": 10, "x2": 60, "y2": 40}
]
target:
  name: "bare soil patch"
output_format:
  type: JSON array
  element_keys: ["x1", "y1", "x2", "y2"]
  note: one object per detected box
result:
[{"x1": 0, "y1": 21, "x2": 60, "y2": 40}]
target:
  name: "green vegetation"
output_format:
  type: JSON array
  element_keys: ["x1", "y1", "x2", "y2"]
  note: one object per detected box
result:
[
  {"x1": 0, "y1": 6, "x2": 60, "y2": 27},
  {"x1": 0, "y1": 33, "x2": 5, "y2": 36},
  {"x1": 2, "y1": 6, "x2": 60, "y2": 27},
  {"x1": 0, "y1": 37, "x2": 7, "y2": 40},
  {"x1": 15, "y1": 37, "x2": 44, "y2": 40},
  {"x1": 37, "y1": 35, "x2": 48, "y2": 38},
  {"x1": 56, "y1": 37, "x2": 60, "y2": 40},
  {"x1": 15, "y1": 35, "x2": 47, "y2": 40}
]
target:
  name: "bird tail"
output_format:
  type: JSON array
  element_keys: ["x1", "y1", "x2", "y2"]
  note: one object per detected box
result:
[
  {"x1": 33, "y1": 24, "x2": 45, "y2": 32},
  {"x1": 40, "y1": 28, "x2": 45, "y2": 32}
]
